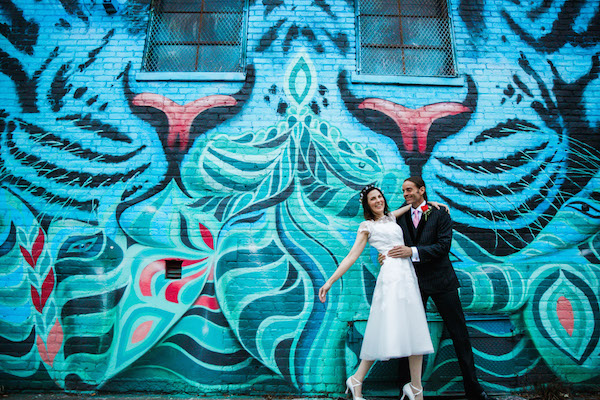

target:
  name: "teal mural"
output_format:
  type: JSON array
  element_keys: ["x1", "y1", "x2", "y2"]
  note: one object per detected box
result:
[{"x1": 0, "y1": 0, "x2": 599, "y2": 396}]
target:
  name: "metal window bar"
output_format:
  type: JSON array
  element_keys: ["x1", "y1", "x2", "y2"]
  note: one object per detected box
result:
[
  {"x1": 397, "y1": 0, "x2": 406, "y2": 74},
  {"x1": 356, "y1": 0, "x2": 457, "y2": 77},
  {"x1": 142, "y1": 0, "x2": 246, "y2": 73}
]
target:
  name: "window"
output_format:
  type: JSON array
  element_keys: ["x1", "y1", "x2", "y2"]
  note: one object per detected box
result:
[
  {"x1": 142, "y1": 0, "x2": 247, "y2": 73},
  {"x1": 356, "y1": 0, "x2": 457, "y2": 77}
]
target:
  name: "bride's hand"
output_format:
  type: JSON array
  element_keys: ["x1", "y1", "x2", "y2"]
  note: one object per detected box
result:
[
  {"x1": 319, "y1": 282, "x2": 332, "y2": 303},
  {"x1": 429, "y1": 201, "x2": 450, "y2": 213}
]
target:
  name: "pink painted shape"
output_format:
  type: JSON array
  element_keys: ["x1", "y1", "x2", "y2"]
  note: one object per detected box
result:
[
  {"x1": 181, "y1": 258, "x2": 208, "y2": 268},
  {"x1": 193, "y1": 295, "x2": 219, "y2": 311},
  {"x1": 557, "y1": 296, "x2": 574, "y2": 336},
  {"x1": 132, "y1": 93, "x2": 237, "y2": 151},
  {"x1": 36, "y1": 335, "x2": 49, "y2": 366},
  {"x1": 165, "y1": 266, "x2": 209, "y2": 303},
  {"x1": 198, "y1": 222, "x2": 214, "y2": 250},
  {"x1": 46, "y1": 320, "x2": 63, "y2": 365},
  {"x1": 139, "y1": 260, "x2": 166, "y2": 297},
  {"x1": 359, "y1": 99, "x2": 470, "y2": 153},
  {"x1": 37, "y1": 320, "x2": 63, "y2": 367},
  {"x1": 131, "y1": 320, "x2": 154, "y2": 344}
]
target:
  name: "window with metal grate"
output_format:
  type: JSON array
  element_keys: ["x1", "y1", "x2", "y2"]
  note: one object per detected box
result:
[
  {"x1": 356, "y1": 0, "x2": 457, "y2": 77},
  {"x1": 141, "y1": 0, "x2": 247, "y2": 73}
]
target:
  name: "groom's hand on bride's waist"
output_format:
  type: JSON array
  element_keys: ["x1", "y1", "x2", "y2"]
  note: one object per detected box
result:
[{"x1": 379, "y1": 246, "x2": 412, "y2": 263}]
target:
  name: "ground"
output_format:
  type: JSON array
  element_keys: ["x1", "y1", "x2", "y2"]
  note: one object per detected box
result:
[{"x1": 1, "y1": 391, "x2": 600, "y2": 400}]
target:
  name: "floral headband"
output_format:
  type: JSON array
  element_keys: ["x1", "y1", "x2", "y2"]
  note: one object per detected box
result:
[{"x1": 359, "y1": 184, "x2": 383, "y2": 203}]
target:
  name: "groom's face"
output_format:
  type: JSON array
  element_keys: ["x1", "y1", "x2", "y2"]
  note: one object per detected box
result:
[{"x1": 402, "y1": 181, "x2": 426, "y2": 208}]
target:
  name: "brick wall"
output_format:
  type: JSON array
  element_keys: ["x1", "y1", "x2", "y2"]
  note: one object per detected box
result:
[{"x1": 0, "y1": 0, "x2": 599, "y2": 395}]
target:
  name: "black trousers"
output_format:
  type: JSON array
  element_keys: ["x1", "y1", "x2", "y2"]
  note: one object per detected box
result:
[{"x1": 398, "y1": 288, "x2": 483, "y2": 398}]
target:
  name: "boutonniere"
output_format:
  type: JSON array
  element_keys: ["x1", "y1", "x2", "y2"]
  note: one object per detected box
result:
[{"x1": 421, "y1": 204, "x2": 432, "y2": 221}]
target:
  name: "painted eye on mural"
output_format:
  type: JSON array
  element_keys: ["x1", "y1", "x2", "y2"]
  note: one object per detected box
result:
[
  {"x1": 501, "y1": 0, "x2": 599, "y2": 53},
  {"x1": 503, "y1": 0, "x2": 563, "y2": 35},
  {"x1": 565, "y1": 200, "x2": 600, "y2": 220},
  {"x1": 68, "y1": 240, "x2": 95, "y2": 253},
  {"x1": 58, "y1": 233, "x2": 104, "y2": 259}
]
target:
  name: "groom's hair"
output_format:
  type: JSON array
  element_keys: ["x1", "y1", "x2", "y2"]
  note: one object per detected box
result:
[{"x1": 404, "y1": 176, "x2": 428, "y2": 201}]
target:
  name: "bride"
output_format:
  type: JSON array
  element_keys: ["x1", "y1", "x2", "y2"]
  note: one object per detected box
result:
[{"x1": 319, "y1": 185, "x2": 440, "y2": 400}]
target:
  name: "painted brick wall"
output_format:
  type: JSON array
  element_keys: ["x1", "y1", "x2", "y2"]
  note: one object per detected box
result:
[{"x1": 0, "y1": 0, "x2": 599, "y2": 396}]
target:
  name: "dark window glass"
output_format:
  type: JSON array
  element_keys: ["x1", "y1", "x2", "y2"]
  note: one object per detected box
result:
[
  {"x1": 142, "y1": 0, "x2": 246, "y2": 73},
  {"x1": 357, "y1": 0, "x2": 457, "y2": 77}
]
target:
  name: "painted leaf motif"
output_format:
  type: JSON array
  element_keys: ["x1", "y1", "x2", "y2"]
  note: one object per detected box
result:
[
  {"x1": 557, "y1": 296, "x2": 574, "y2": 336},
  {"x1": 183, "y1": 104, "x2": 383, "y2": 224},
  {"x1": 215, "y1": 234, "x2": 311, "y2": 380},
  {"x1": 214, "y1": 192, "x2": 353, "y2": 388},
  {"x1": 131, "y1": 320, "x2": 153, "y2": 345},
  {"x1": 30, "y1": 285, "x2": 41, "y2": 313},
  {"x1": 31, "y1": 228, "x2": 45, "y2": 266},
  {"x1": 21, "y1": 246, "x2": 35, "y2": 268},
  {"x1": 526, "y1": 268, "x2": 600, "y2": 374},
  {"x1": 108, "y1": 248, "x2": 211, "y2": 382},
  {"x1": 36, "y1": 319, "x2": 63, "y2": 367},
  {"x1": 199, "y1": 222, "x2": 214, "y2": 249},
  {"x1": 40, "y1": 267, "x2": 55, "y2": 310}
]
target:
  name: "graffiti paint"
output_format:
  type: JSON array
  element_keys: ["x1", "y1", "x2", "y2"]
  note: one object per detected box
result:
[{"x1": 0, "y1": 0, "x2": 599, "y2": 395}]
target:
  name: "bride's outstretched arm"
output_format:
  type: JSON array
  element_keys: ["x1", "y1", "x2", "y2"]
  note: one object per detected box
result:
[
  {"x1": 319, "y1": 231, "x2": 369, "y2": 303},
  {"x1": 391, "y1": 204, "x2": 411, "y2": 218}
]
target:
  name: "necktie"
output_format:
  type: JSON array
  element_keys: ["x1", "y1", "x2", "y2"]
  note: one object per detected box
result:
[{"x1": 412, "y1": 209, "x2": 420, "y2": 228}]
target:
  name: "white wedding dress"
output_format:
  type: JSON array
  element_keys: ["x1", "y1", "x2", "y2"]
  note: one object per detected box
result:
[{"x1": 357, "y1": 214, "x2": 434, "y2": 361}]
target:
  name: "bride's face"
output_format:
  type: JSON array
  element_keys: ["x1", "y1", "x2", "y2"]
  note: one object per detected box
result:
[{"x1": 367, "y1": 189, "x2": 386, "y2": 217}]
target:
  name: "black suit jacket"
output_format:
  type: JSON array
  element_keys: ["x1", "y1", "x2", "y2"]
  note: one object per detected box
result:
[{"x1": 397, "y1": 204, "x2": 460, "y2": 295}]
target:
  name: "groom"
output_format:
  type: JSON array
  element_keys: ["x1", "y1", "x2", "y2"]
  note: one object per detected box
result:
[{"x1": 384, "y1": 176, "x2": 491, "y2": 400}]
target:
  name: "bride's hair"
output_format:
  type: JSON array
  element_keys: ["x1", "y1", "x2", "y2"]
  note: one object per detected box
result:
[{"x1": 360, "y1": 185, "x2": 390, "y2": 220}]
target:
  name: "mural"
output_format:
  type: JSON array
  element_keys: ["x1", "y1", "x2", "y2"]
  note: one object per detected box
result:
[{"x1": 0, "y1": 0, "x2": 599, "y2": 395}]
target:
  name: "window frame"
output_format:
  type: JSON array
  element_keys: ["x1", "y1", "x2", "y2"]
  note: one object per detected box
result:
[
  {"x1": 137, "y1": 0, "x2": 249, "y2": 81},
  {"x1": 354, "y1": 0, "x2": 462, "y2": 86}
]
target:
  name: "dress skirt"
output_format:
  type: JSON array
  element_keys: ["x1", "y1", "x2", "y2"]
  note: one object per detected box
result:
[{"x1": 359, "y1": 256, "x2": 434, "y2": 361}]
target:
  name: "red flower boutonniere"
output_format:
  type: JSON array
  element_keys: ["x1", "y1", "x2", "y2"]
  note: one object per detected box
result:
[{"x1": 421, "y1": 204, "x2": 432, "y2": 221}]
